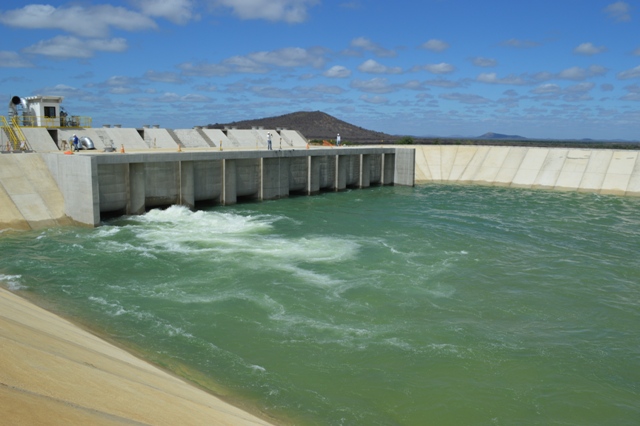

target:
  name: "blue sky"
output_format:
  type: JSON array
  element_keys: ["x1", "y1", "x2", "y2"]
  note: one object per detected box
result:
[{"x1": 1, "y1": 0, "x2": 639, "y2": 140}]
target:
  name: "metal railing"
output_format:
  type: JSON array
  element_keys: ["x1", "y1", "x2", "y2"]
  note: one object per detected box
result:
[
  {"x1": 13, "y1": 115, "x2": 93, "y2": 128},
  {"x1": 1, "y1": 116, "x2": 31, "y2": 151}
]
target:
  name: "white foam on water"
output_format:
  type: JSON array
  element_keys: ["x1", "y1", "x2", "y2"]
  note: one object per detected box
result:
[
  {"x1": 0, "y1": 274, "x2": 26, "y2": 290},
  {"x1": 381, "y1": 337, "x2": 414, "y2": 351},
  {"x1": 97, "y1": 240, "x2": 159, "y2": 259},
  {"x1": 276, "y1": 264, "x2": 342, "y2": 287},
  {"x1": 92, "y1": 226, "x2": 121, "y2": 238},
  {"x1": 136, "y1": 205, "x2": 274, "y2": 234},
  {"x1": 102, "y1": 207, "x2": 362, "y2": 278},
  {"x1": 423, "y1": 283, "x2": 456, "y2": 299},
  {"x1": 250, "y1": 364, "x2": 267, "y2": 373}
]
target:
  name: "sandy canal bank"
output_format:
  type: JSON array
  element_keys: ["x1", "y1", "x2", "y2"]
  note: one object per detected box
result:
[{"x1": 0, "y1": 287, "x2": 276, "y2": 426}]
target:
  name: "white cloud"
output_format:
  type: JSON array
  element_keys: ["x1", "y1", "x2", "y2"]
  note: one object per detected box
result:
[
  {"x1": 574, "y1": 43, "x2": 606, "y2": 55},
  {"x1": 0, "y1": 51, "x2": 33, "y2": 68},
  {"x1": 551, "y1": 65, "x2": 607, "y2": 81},
  {"x1": 402, "y1": 80, "x2": 426, "y2": 91},
  {"x1": 440, "y1": 92, "x2": 490, "y2": 104},
  {"x1": 23, "y1": 36, "x2": 128, "y2": 59},
  {"x1": 621, "y1": 84, "x2": 640, "y2": 100},
  {"x1": 421, "y1": 63, "x2": 455, "y2": 74},
  {"x1": 180, "y1": 46, "x2": 327, "y2": 76},
  {"x1": 421, "y1": 39, "x2": 450, "y2": 52},
  {"x1": 360, "y1": 95, "x2": 389, "y2": 104},
  {"x1": 604, "y1": 1, "x2": 631, "y2": 22},
  {"x1": 558, "y1": 67, "x2": 588, "y2": 80},
  {"x1": 350, "y1": 37, "x2": 396, "y2": 57},
  {"x1": 244, "y1": 47, "x2": 326, "y2": 68},
  {"x1": 471, "y1": 57, "x2": 497, "y2": 67},
  {"x1": 423, "y1": 78, "x2": 460, "y2": 88},
  {"x1": 566, "y1": 82, "x2": 596, "y2": 93},
  {"x1": 304, "y1": 84, "x2": 345, "y2": 95},
  {"x1": 179, "y1": 62, "x2": 230, "y2": 77},
  {"x1": 33, "y1": 84, "x2": 88, "y2": 99},
  {"x1": 357, "y1": 59, "x2": 402, "y2": 74},
  {"x1": 476, "y1": 73, "x2": 526, "y2": 85},
  {"x1": 208, "y1": 0, "x2": 319, "y2": 23},
  {"x1": 617, "y1": 65, "x2": 640, "y2": 79},
  {"x1": 531, "y1": 83, "x2": 561, "y2": 94},
  {"x1": 323, "y1": 65, "x2": 351, "y2": 78},
  {"x1": 131, "y1": 0, "x2": 198, "y2": 24},
  {"x1": 530, "y1": 82, "x2": 595, "y2": 102},
  {"x1": 350, "y1": 78, "x2": 395, "y2": 94},
  {"x1": 0, "y1": 4, "x2": 157, "y2": 38},
  {"x1": 193, "y1": 84, "x2": 218, "y2": 92}
]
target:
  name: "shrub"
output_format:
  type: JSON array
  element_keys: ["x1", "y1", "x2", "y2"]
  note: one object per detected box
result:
[{"x1": 396, "y1": 136, "x2": 414, "y2": 145}]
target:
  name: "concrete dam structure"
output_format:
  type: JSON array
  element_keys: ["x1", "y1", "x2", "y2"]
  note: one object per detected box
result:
[
  {"x1": 39, "y1": 148, "x2": 414, "y2": 227},
  {"x1": 1, "y1": 114, "x2": 639, "y2": 231}
]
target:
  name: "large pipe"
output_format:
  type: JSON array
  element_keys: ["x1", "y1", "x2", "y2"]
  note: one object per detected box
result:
[
  {"x1": 8, "y1": 96, "x2": 27, "y2": 117},
  {"x1": 80, "y1": 136, "x2": 95, "y2": 150}
]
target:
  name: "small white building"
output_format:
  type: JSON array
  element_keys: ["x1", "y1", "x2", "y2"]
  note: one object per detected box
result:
[{"x1": 23, "y1": 95, "x2": 64, "y2": 127}]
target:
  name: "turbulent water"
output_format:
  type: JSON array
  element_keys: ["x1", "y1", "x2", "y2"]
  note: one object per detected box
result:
[{"x1": 2, "y1": 185, "x2": 639, "y2": 425}]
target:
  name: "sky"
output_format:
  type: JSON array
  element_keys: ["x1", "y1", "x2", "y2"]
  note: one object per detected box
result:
[{"x1": 1, "y1": 0, "x2": 639, "y2": 140}]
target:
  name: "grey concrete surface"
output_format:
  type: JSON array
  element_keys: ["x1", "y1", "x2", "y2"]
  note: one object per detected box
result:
[{"x1": 414, "y1": 145, "x2": 640, "y2": 196}]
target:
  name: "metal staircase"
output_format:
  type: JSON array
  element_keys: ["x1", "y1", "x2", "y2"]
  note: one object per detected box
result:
[{"x1": 1, "y1": 116, "x2": 31, "y2": 152}]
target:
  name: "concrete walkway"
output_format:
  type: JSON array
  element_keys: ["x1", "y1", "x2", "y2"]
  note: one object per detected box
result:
[{"x1": 0, "y1": 287, "x2": 276, "y2": 426}]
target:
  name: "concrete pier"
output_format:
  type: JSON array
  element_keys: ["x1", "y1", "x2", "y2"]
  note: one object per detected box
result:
[{"x1": 40, "y1": 148, "x2": 413, "y2": 227}]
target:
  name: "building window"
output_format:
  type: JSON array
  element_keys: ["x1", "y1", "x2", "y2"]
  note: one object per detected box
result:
[{"x1": 44, "y1": 106, "x2": 56, "y2": 118}]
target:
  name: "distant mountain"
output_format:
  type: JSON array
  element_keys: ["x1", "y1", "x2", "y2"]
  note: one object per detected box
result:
[
  {"x1": 477, "y1": 132, "x2": 527, "y2": 140},
  {"x1": 206, "y1": 111, "x2": 395, "y2": 144}
]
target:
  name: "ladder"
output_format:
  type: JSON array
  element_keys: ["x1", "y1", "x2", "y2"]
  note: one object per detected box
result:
[{"x1": 1, "y1": 116, "x2": 31, "y2": 151}]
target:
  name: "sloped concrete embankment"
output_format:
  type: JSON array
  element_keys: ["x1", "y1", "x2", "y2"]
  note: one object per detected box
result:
[
  {"x1": 0, "y1": 154, "x2": 72, "y2": 230},
  {"x1": 0, "y1": 287, "x2": 275, "y2": 426},
  {"x1": 414, "y1": 145, "x2": 640, "y2": 196}
]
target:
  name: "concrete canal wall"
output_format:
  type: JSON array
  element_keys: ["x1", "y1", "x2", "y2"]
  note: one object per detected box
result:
[
  {"x1": 414, "y1": 145, "x2": 640, "y2": 196},
  {"x1": 3, "y1": 143, "x2": 640, "y2": 231}
]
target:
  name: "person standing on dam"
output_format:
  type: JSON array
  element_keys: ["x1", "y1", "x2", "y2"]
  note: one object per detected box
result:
[
  {"x1": 336, "y1": 133, "x2": 341, "y2": 146},
  {"x1": 72, "y1": 134, "x2": 79, "y2": 151},
  {"x1": 267, "y1": 132, "x2": 272, "y2": 150}
]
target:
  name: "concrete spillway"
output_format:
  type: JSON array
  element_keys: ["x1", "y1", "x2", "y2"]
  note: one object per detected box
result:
[{"x1": 39, "y1": 147, "x2": 414, "y2": 227}]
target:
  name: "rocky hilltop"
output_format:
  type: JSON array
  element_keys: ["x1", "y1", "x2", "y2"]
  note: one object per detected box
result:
[
  {"x1": 477, "y1": 132, "x2": 526, "y2": 140},
  {"x1": 206, "y1": 111, "x2": 395, "y2": 144}
]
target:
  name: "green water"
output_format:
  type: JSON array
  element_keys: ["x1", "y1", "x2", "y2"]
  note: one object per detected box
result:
[{"x1": 2, "y1": 185, "x2": 639, "y2": 425}]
